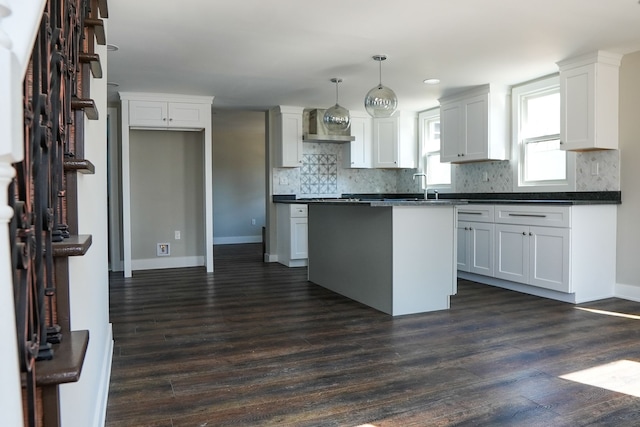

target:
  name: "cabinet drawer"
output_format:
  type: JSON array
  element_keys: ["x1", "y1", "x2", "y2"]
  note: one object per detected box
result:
[
  {"x1": 457, "y1": 204, "x2": 494, "y2": 223},
  {"x1": 289, "y1": 204, "x2": 308, "y2": 218},
  {"x1": 495, "y1": 205, "x2": 570, "y2": 228}
]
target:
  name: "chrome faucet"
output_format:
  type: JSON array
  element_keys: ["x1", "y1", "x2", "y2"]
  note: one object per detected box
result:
[
  {"x1": 412, "y1": 173, "x2": 427, "y2": 199},
  {"x1": 427, "y1": 189, "x2": 439, "y2": 200}
]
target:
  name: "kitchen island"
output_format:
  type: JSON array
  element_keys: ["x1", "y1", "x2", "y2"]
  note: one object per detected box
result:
[{"x1": 305, "y1": 200, "x2": 462, "y2": 316}]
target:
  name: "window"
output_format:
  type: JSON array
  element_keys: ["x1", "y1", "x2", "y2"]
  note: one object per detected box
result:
[
  {"x1": 418, "y1": 109, "x2": 451, "y2": 190},
  {"x1": 512, "y1": 75, "x2": 575, "y2": 191}
]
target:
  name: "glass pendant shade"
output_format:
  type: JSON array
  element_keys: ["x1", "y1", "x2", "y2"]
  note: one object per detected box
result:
[
  {"x1": 365, "y1": 84, "x2": 398, "y2": 118},
  {"x1": 364, "y1": 55, "x2": 398, "y2": 118},
  {"x1": 323, "y1": 78, "x2": 351, "y2": 132}
]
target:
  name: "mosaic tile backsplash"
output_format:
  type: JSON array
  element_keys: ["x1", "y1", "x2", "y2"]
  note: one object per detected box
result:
[
  {"x1": 273, "y1": 142, "x2": 416, "y2": 197},
  {"x1": 272, "y1": 142, "x2": 620, "y2": 197},
  {"x1": 301, "y1": 154, "x2": 338, "y2": 195}
]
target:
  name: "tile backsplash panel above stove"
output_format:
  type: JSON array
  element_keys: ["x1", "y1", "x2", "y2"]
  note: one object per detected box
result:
[{"x1": 301, "y1": 154, "x2": 338, "y2": 195}]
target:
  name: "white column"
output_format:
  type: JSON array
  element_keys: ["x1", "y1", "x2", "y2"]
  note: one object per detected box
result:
[{"x1": 0, "y1": 1, "x2": 46, "y2": 425}]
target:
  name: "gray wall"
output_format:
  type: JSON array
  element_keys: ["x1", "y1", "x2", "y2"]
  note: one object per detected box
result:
[
  {"x1": 212, "y1": 110, "x2": 266, "y2": 243},
  {"x1": 130, "y1": 130, "x2": 204, "y2": 260}
]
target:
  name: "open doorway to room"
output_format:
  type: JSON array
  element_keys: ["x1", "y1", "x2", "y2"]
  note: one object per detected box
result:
[{"x1": 211, "y1": 109, "x2": 266, "y2": 253}]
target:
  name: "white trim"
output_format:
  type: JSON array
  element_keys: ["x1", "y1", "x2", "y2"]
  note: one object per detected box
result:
[
  {"x1": 511, "y1": 75, "x2": 576, "y2": 192},
  {"x1": 213, "y1": 235, "x2": 262, "y2": 245},
  {"x1": 107, "y1": 108, "x2": 122, "y2": 271},
  {"x1": 131, "y1": 255, "x2": 205, "y2": 271},
  {"x1": 459, "y1": 271, "x2": 580, "y2": 303},
  {"x1": 418, "y1": 108, "x2": 453, "y2": 192},
  {"x1": 119, "y1": 93, "x2": 214, "y2": 277},
  {"x1": 90, "y1": 324, "x2": 113, "y2": 427},
  {"x1": 615, "y1": 283, "x2": 640, "y2": 303},
  {"x1": 264, "y1": 253, "x2": 278, "y2": 263}
]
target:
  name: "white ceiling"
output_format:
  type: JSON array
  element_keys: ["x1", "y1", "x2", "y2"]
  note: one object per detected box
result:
[{"x1": 106, "y1": 0, "x2": 640, "y2": 112}]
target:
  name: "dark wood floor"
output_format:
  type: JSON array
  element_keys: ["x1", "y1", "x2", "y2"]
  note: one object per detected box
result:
[{"x1": 106, "y1": 244, "x2": 640, "y2": 426}]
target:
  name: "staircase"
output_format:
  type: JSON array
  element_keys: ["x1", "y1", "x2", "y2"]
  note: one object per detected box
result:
[{"x1": 4, "y1": 0, "x2": 109, "y2": 425}]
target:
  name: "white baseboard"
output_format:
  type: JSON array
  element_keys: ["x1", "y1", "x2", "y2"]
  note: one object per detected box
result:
[
  {"x1": 131, "y1": 256, "x2": 204, "y2": 271},
  {"x1": 458, "y1": 271, "x2": 578, "y2": 303},
  {"x1": 264, "y1": 253, "x2": 278, "y2": 263},
  {"x1": 92, "y1": 324, "x2": 113, "y2": 427},
  {"x1": 615, "y1": 283, "x2": 640, "y2": 302},
  {"x1": 213, "y1": 235, "x2": 262, "y2": 245}
]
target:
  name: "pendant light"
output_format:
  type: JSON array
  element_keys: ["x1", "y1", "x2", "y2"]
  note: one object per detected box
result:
[
  {"x1": 323, "y1": 78, "x2": 351, "y2": 132},
  {"x1": 364, "y1": 54, "x2": 398, "y2": 118}
]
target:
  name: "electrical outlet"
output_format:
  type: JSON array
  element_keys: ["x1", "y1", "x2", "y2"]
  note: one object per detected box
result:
[
  {"x1": 591, "y1": 162, "x2": 599, "y2": 176},
  {"x1": 482, "y1": 171, "x2": 489, "y2": 182},
  {"x1": 175, "y1": 230, "x2": 181, "y2": 240},
  {"x1": 251, "y1": 218, "x2": 256, "y2": 225},
  {"x1": 157, "y1": 243, "x2": 170, "y2": 256}
]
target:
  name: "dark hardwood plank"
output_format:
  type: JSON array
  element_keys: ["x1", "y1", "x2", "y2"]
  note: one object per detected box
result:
[{"x1": 106, "y1": 243, "x2": 640, "y2": 426}]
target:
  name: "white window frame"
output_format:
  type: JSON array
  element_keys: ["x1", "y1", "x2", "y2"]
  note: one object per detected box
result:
[
  {"x1": 418, "y1": 108, "x2": 453, "y2": 192},
  {"x1": 511, "y1": 75, "x2": 575, "y2": 192}
]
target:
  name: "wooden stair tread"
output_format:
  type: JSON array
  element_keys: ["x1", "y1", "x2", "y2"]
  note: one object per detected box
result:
[
  {"x1": 71, "y1": 97, "x2": 99, "y2": 120},
  {"x1": 33, "y1": 330, "x2": 89, "y2": 386},
  {"x1": 64, "y1": 158, "x2": 95, "y2": 174},
  {"x1": 84, "y1": 17, "x2": 106, "y2": 45},
  {"x1": 52, "y1": 234, "x2": 92, "y2": 257},
  {"x1": 79, "y1": 52, "x2": 103, "y2": 78}
]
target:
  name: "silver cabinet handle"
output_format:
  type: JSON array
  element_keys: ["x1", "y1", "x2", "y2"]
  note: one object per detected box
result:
[
  {"x1": 459, "y1": 211, "x2": 483, "y2": 215},
  {"x1": 509, "y1": 213, "x2": 547, "y2": 218}
]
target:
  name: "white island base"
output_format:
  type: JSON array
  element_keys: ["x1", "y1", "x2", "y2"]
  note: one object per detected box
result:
[{"x1": 307, "y1": 203, "x2": 458, "y2": 316}]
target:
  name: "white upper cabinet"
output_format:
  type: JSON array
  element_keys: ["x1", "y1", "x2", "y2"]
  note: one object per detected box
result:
[
  {"x1": 273, "y1": 106, "x2": 304, "y2": 168},
  {"x1": 343, "y1": 112, "x2": 372, "y2": 168},
  {"x1": 439, "y1": 84, "x2": 509, "y2": 163},
  {"x1": 125, "y1": 94, "x2": 211, "y2": 129},
  {"x1": 372, "y1": 111, "x2": 417, "y2": 168},
  {"x1": 557, "y1": 51, "x2": 622, "y2": 151}
]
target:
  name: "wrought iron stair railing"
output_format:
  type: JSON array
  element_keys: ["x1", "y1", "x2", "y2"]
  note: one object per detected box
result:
[{"x1": 9, "y1": 0, "x2": 108, "y2": 425}]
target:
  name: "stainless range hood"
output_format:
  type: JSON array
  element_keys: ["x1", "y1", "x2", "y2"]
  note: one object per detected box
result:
[{"x1": 303, "y1": 108, "x2": 355, "y2": 143}]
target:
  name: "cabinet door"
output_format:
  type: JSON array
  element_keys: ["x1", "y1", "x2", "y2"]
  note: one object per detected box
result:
[
  {"x1": 469, "y1": 221, "x2": 494, "y2": 276},
  {"x1": 129, "y1": 100, "x2": 168, "y2": 127},
  {"x1": 344, "y1": 115, "x2": 372, "y2": 168},
  {"x1": 529, "y1": 226, "x2": 570, "y2": 292},
  {"x1": 440, "y1": 101, "x2": 462, "y2": 163},
  {"x1": 463, "y1": 94, "x2": 488, "y2": 161},
  {"x1": 373, "y1": 117, "x2": 398, "y2": 167},
  {"x1": 168, "y1": 102, "x2": 208, "y2": 128},
  {"x1": 457, "y1": 221, "x2": 470, "y2": 272},
  {"x1": 277, "y1": 112, "x2": 303, "y2": 167},
  {"x1": 290, "y1": 217, "x2": 308, "y2": 259},
  {"x1": 494, "y1": 224, "x2": 528, "y2": 284},
  {"x1": 560, "y1": 64, "x2": 594, "y2": 150}
]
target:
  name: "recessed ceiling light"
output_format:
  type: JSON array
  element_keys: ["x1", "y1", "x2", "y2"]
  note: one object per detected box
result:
[
  {"x1": 107, "y1": 44, "x2": 119, "y2": 52},
  {"x1": 423, "y1": 78, "x2": 440, "y2": 85}
]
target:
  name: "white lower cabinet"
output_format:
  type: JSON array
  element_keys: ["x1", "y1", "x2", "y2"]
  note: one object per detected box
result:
[
  {"x1": 457, "y1": 205, "x2": 494, "y2": 276},
  {"x1": 458, "y1": 221, "x2": 494, "y2": 275},
  {"x1": 458, "y1": 203, "x2": 616, "y2": 303},
  {"x1": 495, "y1": 223, "x2": 570, "y2": 292},
  {"x1": 277, "y1": 204, "x2": 308, "y2": 267}
]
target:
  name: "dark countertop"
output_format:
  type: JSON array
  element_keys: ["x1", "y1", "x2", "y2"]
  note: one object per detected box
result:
[{"x1": 273, "y1": 191, "x2": 621, "y2": 206}]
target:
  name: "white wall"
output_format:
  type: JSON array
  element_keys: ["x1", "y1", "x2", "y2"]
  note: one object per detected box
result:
[
  {"x1": 58, "y1": 23, "x2": 113, "y2": 427},
  {"x1": 615, "y1": 51, "x2": 640, "y2": 299},
  {"x1": 212, "y1": 109, "x2": 266, "y2": 244}
]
